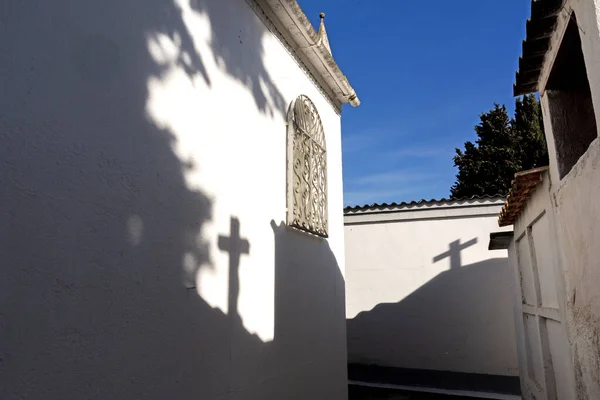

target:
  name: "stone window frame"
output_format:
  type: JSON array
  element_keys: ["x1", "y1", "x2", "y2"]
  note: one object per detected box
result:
[{"x1": 286, "y1": 95, "x2": 329, "y2": 238}]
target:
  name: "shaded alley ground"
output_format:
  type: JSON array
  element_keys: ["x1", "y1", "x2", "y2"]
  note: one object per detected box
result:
[{"x1": 349, "y1": 386, "x2": 504, "y2": 399}]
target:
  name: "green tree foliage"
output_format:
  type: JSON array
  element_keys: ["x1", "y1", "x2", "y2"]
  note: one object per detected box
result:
[{"x1": 451, "y1": 94, "x2": 549, "y2": 198}]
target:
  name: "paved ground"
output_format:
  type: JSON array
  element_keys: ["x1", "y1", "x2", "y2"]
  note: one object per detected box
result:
[{"x1": 349, "y1": 385, "x2": 491, "y2": 399}]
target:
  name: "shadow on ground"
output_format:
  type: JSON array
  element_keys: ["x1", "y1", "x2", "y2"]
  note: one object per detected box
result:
[{"x1": 350, "y1": 385, "x2": 492, "y2": 399}]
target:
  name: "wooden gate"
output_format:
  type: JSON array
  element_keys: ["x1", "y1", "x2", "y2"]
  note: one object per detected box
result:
[{"x1": 507, "y1": 175, "x2": 575, "y2": 400}]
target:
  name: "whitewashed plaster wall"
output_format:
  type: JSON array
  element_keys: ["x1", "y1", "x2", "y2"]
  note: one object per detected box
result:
[
  {"x1": 506, "y1": 174, "x2": 577, "y2": 400},
  {"x1": 345, "y1": 200, "x2": 519, "y2": 377},
  {"x1": 537, "y1": 0, "x2": 600, "y2": 398},
  {"x1": 0, "y1": 0, "x2": 348, "y2": 399}
]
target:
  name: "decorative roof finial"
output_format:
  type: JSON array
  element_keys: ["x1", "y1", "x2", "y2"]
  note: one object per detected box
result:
[{"x1": 317, "y1": 12, "x2": 332, "y2": 54}]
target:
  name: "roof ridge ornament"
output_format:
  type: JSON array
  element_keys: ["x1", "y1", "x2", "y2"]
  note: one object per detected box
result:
[{"x1": 317, "y1": 12, "x2": 332, "y2": 54}]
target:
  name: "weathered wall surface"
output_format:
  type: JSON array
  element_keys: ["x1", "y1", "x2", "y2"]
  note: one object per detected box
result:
[
  {"x1": 0, "y1": 0, "x2": 348, "y2": 398},
  {"x1": 551, "y1": 139, "x2": 600, "y2": 400},
  {"x1": 536, "y1": 0, "x2": 600, "y2": 398},
  {"x1": 345, "y1": 200, "x2": 519, "y2": 377},
  {"x1": 508, "y1": 175, "x2": 577, "y2": 400}
]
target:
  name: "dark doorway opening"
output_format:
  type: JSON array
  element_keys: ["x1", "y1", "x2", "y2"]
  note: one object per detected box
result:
[{"x1": 546, "y1": 13, "x2": 598, "y2": 178}]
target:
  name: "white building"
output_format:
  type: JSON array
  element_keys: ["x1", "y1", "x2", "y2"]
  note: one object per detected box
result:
[
  {"x1": 0, "y1": 1, "x2": 358, "y2": 399},
  {"x1": 344, "y1": 197, "x2": 521, "y2": 398},
  {"x1": 493, "y1": 0, "x2": 600, "y2": 398},
  {"x1": 495, "y1": 167, "x2": 577, "y2": 400}
]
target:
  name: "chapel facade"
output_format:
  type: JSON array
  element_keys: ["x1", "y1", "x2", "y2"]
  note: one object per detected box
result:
[{"x1": 0, "y1": 1, "x2": 359, "y2": 399}]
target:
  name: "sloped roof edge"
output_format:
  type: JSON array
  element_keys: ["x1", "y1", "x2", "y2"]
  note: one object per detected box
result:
[
  {"x1": 253, "y1": 0, "x2": 360, "y2": 110},
  {"x1": 344, "y1": 195, "x2": 505, "y2": 215},
  {"x1": 498, "y1": 166, "x2": 549, "y2": 227},
  {"x1": 514, "y1": 0, "x2": 565, "y2": 95}
]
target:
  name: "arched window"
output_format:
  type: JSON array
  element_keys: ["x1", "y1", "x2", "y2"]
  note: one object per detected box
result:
[{"x1": 287, "y1": 95, "x2": 328, "y2": 237}]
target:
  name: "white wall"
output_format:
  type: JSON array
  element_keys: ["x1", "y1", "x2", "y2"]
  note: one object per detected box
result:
[
  {"x1": 536, "y1": 1, "x2": 600, "y2": 398},
  {"x1": 507, "y1": 174, "x2": 577, "y2": 400},
  {"x1": 345, "y1": 200, "x2": 519, "y2": 377},
  {"x1": 0, "y1": 0, "x2": 348, "y2": 398}
]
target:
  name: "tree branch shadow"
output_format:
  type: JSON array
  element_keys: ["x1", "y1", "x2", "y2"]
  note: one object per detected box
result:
[{"x1": 0, "y1": 0, "x2": 290, "y2": 397}]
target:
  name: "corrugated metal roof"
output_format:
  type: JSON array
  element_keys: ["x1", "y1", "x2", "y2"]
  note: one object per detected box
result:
[
  {"x1": 514, "y1": 0, "x2": 565, "y2": 96},
  {"x1": 344, "y1": 194, "x2": 505, "y2": 214},
  {"x1": 498, "y1": 166, "x2": 548, "y2": 227}
]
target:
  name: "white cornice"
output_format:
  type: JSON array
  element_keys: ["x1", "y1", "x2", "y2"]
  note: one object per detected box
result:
[{"x1": 247, "y1": 0, "x2": 360, "y2": 114}]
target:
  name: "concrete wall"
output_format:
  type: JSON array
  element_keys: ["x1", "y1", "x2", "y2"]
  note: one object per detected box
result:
[
  {"x1": 0, "y1": 0, "x2": 348, "y2": 398},
  {"x1": 345, "y1": 199, "x2": 519, "y2": 377},
  {"x1": 536, "y1": 1, "x2": 600, "y2": 398}
]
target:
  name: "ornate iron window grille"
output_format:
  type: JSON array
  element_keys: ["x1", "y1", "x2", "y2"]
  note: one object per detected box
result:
[{"x1": 287, "y1": 95, "x2": 328, "y2": 237}]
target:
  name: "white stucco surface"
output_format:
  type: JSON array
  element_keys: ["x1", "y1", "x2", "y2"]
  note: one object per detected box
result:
[
  {"x1": 0, "y1": 0, "x2": 349, "y2": 398},
  {"x1": 344, "y1": 199, "x2": 519, "y2": 377},
  {"x1": 534, "y1": 1, "x2": 600, "y2": 398},
  {"x1": 507, "y1": 175, "x2": 576, "y2": 400}
]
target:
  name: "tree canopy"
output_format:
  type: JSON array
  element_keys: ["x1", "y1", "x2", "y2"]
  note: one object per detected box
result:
[{"x1": 450, "y1": 94, "x2": 548, "y2": 198}]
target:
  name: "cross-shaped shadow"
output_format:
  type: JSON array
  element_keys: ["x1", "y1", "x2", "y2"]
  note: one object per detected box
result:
[
  {"x1": 433, "y1": 238, "x2": 478, "y2": 270},
  {"x1": 218, "y1": 217, "x2": 250, "y2": 320}
]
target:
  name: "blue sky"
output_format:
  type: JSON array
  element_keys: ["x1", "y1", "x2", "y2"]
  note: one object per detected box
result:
[{"x1": 298, "y1": 0, "x2": 531, "y2": 206}]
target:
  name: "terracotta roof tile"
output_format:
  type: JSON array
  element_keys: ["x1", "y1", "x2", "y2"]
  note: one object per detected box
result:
[{"x1": 498, "y1": 166, "x2": 549, "y2": 227}]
